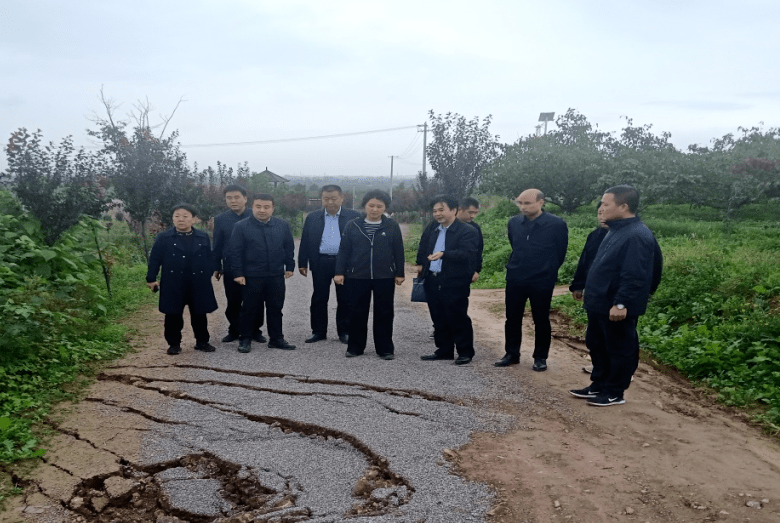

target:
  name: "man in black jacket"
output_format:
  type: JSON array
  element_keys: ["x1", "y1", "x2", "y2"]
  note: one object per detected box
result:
[
  {"x1": 457, "y1": 196, "x2": 483, "y2": 283},
  {"x1": 417, "y1": 195, "x2": 479, "y2": 365},
  {"x1": 212, "y1": 184, "x2": 265, "y2": 344},
  {"x1": 497, "y1": 189, "x2": 568, "y2": 371},
  {"x1": 229, "y1": 194, "x2": 296, "y2": 353},
  {"x1": 569, "y1": 185, "x2": 661, "y2": 406},
  {"x1": 298, "y1": 185, "x2": 360, "y2": 344}
]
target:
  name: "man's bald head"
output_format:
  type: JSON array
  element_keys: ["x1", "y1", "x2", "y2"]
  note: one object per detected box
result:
[{"x1": 514, "y1": 189, "x2": 545, "y2": 220}]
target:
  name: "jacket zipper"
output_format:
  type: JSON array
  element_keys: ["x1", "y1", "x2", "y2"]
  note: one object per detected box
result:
[{"x1": 357, "y1": 221, "x2": 376, "y2": 279}]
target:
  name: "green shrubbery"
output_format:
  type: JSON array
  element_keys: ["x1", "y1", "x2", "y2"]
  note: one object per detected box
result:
[{"x1": 0, "y1": 191, "x2": 154, "y2": 463}]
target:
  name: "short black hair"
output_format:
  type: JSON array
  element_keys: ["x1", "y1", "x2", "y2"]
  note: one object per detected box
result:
[
  {"x1": 361, "y1": 189, "x2": 391, "y2": 209},
  {"x1": 252, "y1": 193, "x2": 275, "y2": 205},
  {"x1": 321, "y1": 184, "x2": 343, "y2": 195},
  {"x1": 223, "y1": 184, "x2": 247, "y2": 196},
  {"x1": 605, "y1": 185, "x2": 639, "y2": 213},
  {"x1": 430, "y1": 194, "x2": 459, "y2": 211},
  {"x1": 172, "y1": 203, "x2": 199, "y2": 217},
  {"x1": 459, "y1": 196, "x2": 480, "y2": 209}
]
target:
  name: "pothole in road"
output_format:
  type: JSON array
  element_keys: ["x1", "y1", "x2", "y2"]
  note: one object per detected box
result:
[{"x1": 65, "y1": 451, "x2": 410, "y2": 522}]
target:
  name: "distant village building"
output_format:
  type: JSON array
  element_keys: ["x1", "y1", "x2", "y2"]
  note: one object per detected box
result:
[{"x1": 257, "y1": 167, "x2": 289, "y2": 188}]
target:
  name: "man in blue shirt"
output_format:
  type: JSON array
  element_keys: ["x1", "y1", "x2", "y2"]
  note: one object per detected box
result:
[{"x1": 298, "y1": 185, "x2": 360, "y2": 344}]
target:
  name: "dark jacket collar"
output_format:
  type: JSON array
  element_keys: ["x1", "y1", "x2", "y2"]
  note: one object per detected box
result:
[{"x1": 605, "y1": 216, "x2": 640, "y2": 230}]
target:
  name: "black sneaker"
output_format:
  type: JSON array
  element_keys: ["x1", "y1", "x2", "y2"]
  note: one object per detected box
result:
[
  {"x1": 378, "y1": 353, "x2": 395, "y2": 360},
  {"x1": 167, "y1": 345, "x2": 181, "y2": 355},
  {"x1": 569, "y1": 385, "x2": 600, "y2": 399},
  {"x1": 195, "y1": 342, "x2": 216, "y2": 352},
  {"x1": 587, "y1": 394, "x2": 625, "y2": 407},
  {"x1": 532, "y1": 358, "x2": 547, "y2": 372},
  {"x1": 268, "y1": 339, "x2": 296, "y2": 350},
  {"x1": 253, "y1": 332, "x2": 268, "y2": 343},
  {"x1": 221, "y1": 333, "x2": 239, "y2": 343},
  {"x1": 237, "y1": 341, "x2": 252, "y2": 353}
]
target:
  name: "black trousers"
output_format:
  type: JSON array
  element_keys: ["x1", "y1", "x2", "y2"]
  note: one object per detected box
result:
[
  {"x1": 310, "y1": 256, "x2": 349, "y2": 336},
  {"x1": 504, "y1": 281, "x2": 554, "y2": 359},
  {"x1": 164, "y1": 312, "x2": 209, "y2": 347},
  {"x1": 425, "y1": 277, "x2": 474, "y2": 359},
  {"x1": 240, "y1": 275, "x2": 286, "y2": 342},
  {"x1": 224, "y1": 271, "x2": 263, "y2": 337},
  {"x1": 346, "y1": 278, "x2": 395, "y2": 355},
  {"x1": 586, "y1": 312, "x2": 640, "y2": 397}
]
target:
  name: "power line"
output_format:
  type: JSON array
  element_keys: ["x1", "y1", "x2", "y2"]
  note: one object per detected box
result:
[{"x1": 180, "y1": 125, "x2": 419, "y2": 148}]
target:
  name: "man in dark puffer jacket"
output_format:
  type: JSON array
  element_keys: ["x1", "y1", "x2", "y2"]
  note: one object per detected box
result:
[
  {"x1": 569, "y1": 185, "x2": 662, "y2": 407},
  {"x1": 229, "y1": 194, "x2": 296, "y2": 353}
]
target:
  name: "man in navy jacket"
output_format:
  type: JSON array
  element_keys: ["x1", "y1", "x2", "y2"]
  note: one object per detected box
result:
[
  {"x1": 497, "y1": 189, "x2": 568, "y2": 371},
  {"x1": 570, "y1": 185, "x2": 661, "y2": 407},
  {"x1": 298, "y1": 185, "x2": 360, "y2": 344},
  {"x1": 229, "y1": 194, "x2": 296, "y2": 353},
  {"x1": 212, "y1": 184, "x2": 264, "y2": 344},
  {"x1": 417, "y1": 195, "x2": 479, "y2": 365}
]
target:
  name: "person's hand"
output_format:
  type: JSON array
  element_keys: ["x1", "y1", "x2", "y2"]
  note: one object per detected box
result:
[
  {"x1": 414, "y1": 265, "x2": 423, "y2": 274},
  {"x1": 395, "y1": 276, "x2": 405, "y2": 286},
  {"x1": 213, "y1": 271, "x2": 222, "y2": 281},
  {"x1": 299, "y1": 267, "x2": 308, "y2": 277},
  {"x1": 609, "y1": 305, "x2": 627, "y2": 321},
  {"x1": 571, "y1": 290, "x2": 583, "y2": 301},
  {"x1": 285, "y1": 271, "x2": 293, "y2": 279},
  {"x1": 146, "y1": 281, "x2": 159, "y2": 291},
  {"x1": 471, "y1": 272, "x2": 479, "y2": 283},
  {"x1": 333, "y1": 275, "x2": 345, "y2": 285},
  {"x1": 427, "y1": 251, "x2": 444, "y2": 261},
  {"x1": 234, "y1": 276, "x2": 246, "y2": 285}
]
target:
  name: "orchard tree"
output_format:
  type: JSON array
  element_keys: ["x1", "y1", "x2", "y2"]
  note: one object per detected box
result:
[
  {"x1": 5, "y1": 128, "x2": 107, "y2": 245},
  {"x1": 88, "y1": 91, "x2": 195, "y2": 260},
  {"x1": 426, "y1": 110, "x2": 501, "y2": 198},
  {"x1": 678, "y1": 126, "x2": 780, "y2": 219},
  {"x1": 599, "y1": 118, "x2": 685, "y2": 205},
  {"x1": 483, "y1": 109, "x2": 611, "y2": 213}
]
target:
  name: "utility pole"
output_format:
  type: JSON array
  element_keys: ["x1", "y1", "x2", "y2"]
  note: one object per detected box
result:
[
  {"x1": 388, "y1": 156, "x2": 397, "y2": 199},
  {"x1": 417, "y1": 121, "x2": 428, "y2": 177}
]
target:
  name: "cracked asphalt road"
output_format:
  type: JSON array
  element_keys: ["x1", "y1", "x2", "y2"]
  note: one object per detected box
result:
[
  {"x1": 118, "y1": 260, "x2": 513, "y2": 522},
  {"x1": 6, "y1": 237, "x2": 519, "y2": 523}
]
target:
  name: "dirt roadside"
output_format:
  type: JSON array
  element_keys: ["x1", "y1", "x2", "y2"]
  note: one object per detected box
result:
[{"x1": 455, "y1": 286, "x2": 780, "y2": 522}]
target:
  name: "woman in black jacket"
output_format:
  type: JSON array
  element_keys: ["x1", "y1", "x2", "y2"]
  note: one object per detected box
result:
[
  {"x1": 146, "y1": 204, "x2": 218, "y2": 355},
  {"x1": 334, "y1": 190, "x2": 405, "y2": 359}
]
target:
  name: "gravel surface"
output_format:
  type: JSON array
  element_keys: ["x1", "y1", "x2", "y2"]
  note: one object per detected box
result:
[{"x1": 127, "y1": 248, "x2": 519, "y2": 522}]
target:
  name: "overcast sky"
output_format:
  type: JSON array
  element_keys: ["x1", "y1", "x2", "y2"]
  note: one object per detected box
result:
[{"x1": 2, "y1": 0, "x2": 778, "y2": 179}]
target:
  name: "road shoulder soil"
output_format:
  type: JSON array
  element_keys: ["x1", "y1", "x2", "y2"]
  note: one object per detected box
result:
[{"x1": 455, "y1": 286, "x2": 780, "y2": 522}]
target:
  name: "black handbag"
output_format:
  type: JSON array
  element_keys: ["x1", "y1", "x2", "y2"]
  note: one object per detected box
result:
[{"x1": 411, "y1": 277, "x2": 427, "y2": 302}]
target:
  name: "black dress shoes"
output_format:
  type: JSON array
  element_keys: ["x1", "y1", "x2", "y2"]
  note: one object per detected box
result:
[
  {"x1": 221, "y1": 333, "x2": 239, "y2": 343},
  {"x1": 420, "y1": 354, "x2": 454, "y2": 361},
  {"x1": 268, "y1": 339, "x2": 296, "y2": 350},
  {"x1": 167, "y1": 345, "x2": 181, "y2": 355},
  {"x1": 305, "y1": 333, "x2": 327, "y2": 343},
  {"x1": 195, "y1": 342, "x2": 217, "y2": 352},
  {"x1": 253, "y1": 332, "x2": 268, "y2": 344},
  {"x1": 494, "y1": 354, "x2": 520, "y2": 367},
  {"x1": 533, "y1": 358, "x2": 548, "y2": 371},
  {"x1": 454, "y1": 356, "x2": 472, "y2": 365},
  {"x1": 338, "y1": 334, "x2": 349, "y2": 344}
]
